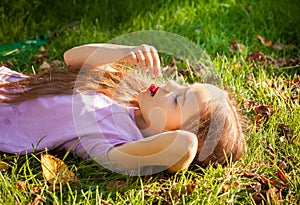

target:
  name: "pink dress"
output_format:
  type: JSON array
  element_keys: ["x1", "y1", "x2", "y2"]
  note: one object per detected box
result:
[{"x1": 0, "y1": 66, "x2": 144, "y2": 174}]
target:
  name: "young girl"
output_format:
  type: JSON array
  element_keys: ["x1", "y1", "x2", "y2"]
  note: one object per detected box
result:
[{"x1": 0, "y1": 44, "x2": 245, "y2": 175}]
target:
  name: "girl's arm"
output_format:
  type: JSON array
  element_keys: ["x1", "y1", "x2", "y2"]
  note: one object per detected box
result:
[
  {"x1": 64, "y1": 43, "x2": 161, "y2": 77},
  {"x1": 107, "y1": 130, "x2": 198, "y2": 173}
]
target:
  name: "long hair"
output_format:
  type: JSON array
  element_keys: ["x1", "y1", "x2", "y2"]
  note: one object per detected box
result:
[
  {"x1": 0, "y1": 65, "x2": 150, "y2": 106},
  {"x1": 181, "y1": 91, "x2": 246, "y2": 167},
  {"x1": 0, "y1": 64, "x2": 245, "y2": 166}
]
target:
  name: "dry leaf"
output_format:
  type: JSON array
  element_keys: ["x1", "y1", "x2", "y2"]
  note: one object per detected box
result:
[
  {"x1": 256, "y1": 34, "x2": 273, "y2": 47},
  {"x1": 29, "y1": 186, "x2": 41, "y2": 194},
  {"x1": 278, "y1": 161, "x2": 287, "y2": 170},
  {"x1": 246, "y1": 5, "x2": 252, "y2": 14},
  {"x1": 49, "y1": 60, "x2": 62, "y2": 69},
  {"x1": 40, "y1": 154, "x2": 81, "y2": 185},
  {"x1": 269, "y1": 177, "x2": 286, "y2": 189},
  {"x1": 180, "y1": 183, "x2": 197, "y2": 196},
  {"x1": 231, "y1": 40, "x2": 246, "y2": 53},
  {"x1": 279, "y1": 124, "x2": 294, "y2": 141},
  {"x1": 0, "y1": 160, "x2": 10, "y2": 171},
  {"x1": 253, "y1": 104, "x2": 274, "y2": 130},
  {"x1": 17, "y1": 180, "x2": 28, "y2": 190},
  {"x1": 277, "y1": 170, "x2": 289, "y2": 184},
  {"x1": 39, "y1": 61, "x2": 50, "y2": 70},
  {"x1": 265, "y1": 144, "x2": 276, "y2": 158},
  {"x1": 246, "y1": 182, "x2": 261, "y2": 194},
  {"x1": 186, "y1": 183, "x2": 197, "y2": 195},
  {"x1": 254, "y1": 104, "x2": 272, "y2": 115},
  {"x1": 105, "y1": 180, "x2": 127, "y2": 190},
  {"x1": 242, "y1": 98, "x2": 258, "y2": 110},
  {"x1": 243, "y1": 171, "x2": 286, "y2": 189},
  {"x1": 246, "y1": 51, "x2": 274, "y2": 64},
  {"x1": 27, "y1": 195, "x2": 43, "y2": 205},
  {"x1": 272, "y1": 43, "x2": 284, "y2": 50}
]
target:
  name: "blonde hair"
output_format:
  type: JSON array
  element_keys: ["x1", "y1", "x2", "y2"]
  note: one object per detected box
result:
[
  {"x1": 0, "y1": 64, "x2": 246, "y2": 166},
  {"x1": 181, "y1": 92, "x2": 245, "y2": 167}
]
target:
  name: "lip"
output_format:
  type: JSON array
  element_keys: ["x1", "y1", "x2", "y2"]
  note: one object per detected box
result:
[{"x1": 148, "y1": 84, "x2": 159, "y2": 97}]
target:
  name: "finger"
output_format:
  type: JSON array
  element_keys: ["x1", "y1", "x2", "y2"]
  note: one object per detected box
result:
[
  {"x1": 128, "y1": 51, "x2": 138, "y2": 64},
  {"x1": 143, "y1": 49, "x2": 154, "y2": 71},
  {"x1": 119, "y1": 51, "x2": 138, "y2": 64},
  {"x1": 136, "y1": 50, "x2": 146, "y2": 70},
  {"x1": 150, "y1": 47, "x2": 162, "y2": 77}
]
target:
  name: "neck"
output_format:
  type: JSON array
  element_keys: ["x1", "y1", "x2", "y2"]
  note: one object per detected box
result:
[
  {"x1": 134, "y1": 109, "x2": 147, "y2": 130},
  {"x1": 134, "y1": 109, "x2": 169, "y2": 137}
]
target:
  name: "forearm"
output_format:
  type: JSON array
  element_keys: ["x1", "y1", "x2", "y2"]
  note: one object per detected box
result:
[
  {"x1": 63, "y1": 43, "x2": 135, "y2": 68},
  {"x1": 107, "y1": 130, "x2": 198, "y2": 172}
]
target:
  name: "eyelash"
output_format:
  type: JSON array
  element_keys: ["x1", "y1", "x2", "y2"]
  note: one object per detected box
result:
[{"x1": 173, "y1": 95, "x2": 179, "y2": 103}]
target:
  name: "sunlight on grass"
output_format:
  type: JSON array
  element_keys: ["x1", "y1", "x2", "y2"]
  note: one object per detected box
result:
[{"x1": 0, "y1": 0, "x2": 299, "y2": 204}]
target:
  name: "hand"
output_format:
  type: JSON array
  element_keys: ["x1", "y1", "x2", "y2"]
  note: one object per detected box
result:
[{"x1": 119, "y1": 44, "x2": 162, "y2": 77}]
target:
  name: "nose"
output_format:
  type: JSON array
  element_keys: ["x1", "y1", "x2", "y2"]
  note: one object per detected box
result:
[{"x1": 164, "y1": 80, "x2": 187, "y2": 94}]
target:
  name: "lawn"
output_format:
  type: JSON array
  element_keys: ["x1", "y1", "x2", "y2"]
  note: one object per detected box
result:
[{"x1": 0, "y1": 0, "x2": 299, "y2": 204}]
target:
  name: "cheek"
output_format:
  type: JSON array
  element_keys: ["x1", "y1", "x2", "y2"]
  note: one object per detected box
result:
[
  {"x1": 149, "y1": 107, "x2": 167, "y2": 120},
  {"x1": 147, "y1": 107, "x2": 168, "y2": 132}
]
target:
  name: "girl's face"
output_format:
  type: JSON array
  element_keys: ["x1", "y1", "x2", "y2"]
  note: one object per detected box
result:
[{"x1": 137, "y1": 80, "x2": 215, "y2": 135}]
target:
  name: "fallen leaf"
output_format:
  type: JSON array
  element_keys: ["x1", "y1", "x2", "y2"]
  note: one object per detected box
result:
[
  {"x1": 29, "y1": 186, "x2": 41, "y2": 194},
  {"x1": 279, "y1": 124, "x2": 294, "y2": 141},
  {"x1": 0, "y1": 161, "x2": 10, "y2": 171},
  {"x1": 243, "y1": 171, "x2": 286, "y2": 189},
  {"x1": 253, "y1": 104, "x2": 275, "y2": 129},
  {"x1": 222, "y1": 183, "x2": 231, "y2": 193},
  {"x1": 292, "y1": 76, "x2": 300, "y2": 84},
  {"x1": 284, "y1": 44, "x2": 297, "y2": 50},
  {"x1": 256, "y1": 34, "x2": 273, "y2": 47},
  {"x1": 40, "y1": 154, "x2": 81, "y2": 185},
  {"x1": 49, "y1": 60, "x2": 62, "y2": 69},
  {"x1": 278, "y1": 161, "x2": 287, "y2": 170},
  {"x1": 49, "y1": 184, "x2": 60, "y2": 190},
  {"x1": 277, "y1": 57, "x2": 300, "y2": 67},
  {"x1": 254, "y1": 104, "x2": 273, "y2": 116},
  {"x1": 272, "y1": 42, "x2": 284, "y2": 50},
  {"x1": 277, "y1": 170, "x2": 289, "y2": 184},
  {"x1": 253, "y1": 193, "x2": 264, "y2": 205},
  {"x1": 246, "y1": 182, "x2": 261, "y2": 193},
  {"x1": 105, "y1": 180, "x2": 127, "y2": 190},
  {"x1": 27, "y1": 195, "x2": 43, "y2": 205},
  {"x1": 39, "y1": 61, "x2": 50, "y2": 70},
  {"x1": 265, "y1": 144, "x2": 276, "y2": 158},
  {"x1": 233, "y1": 181, "x2": 239, "y2": 187},
  {"x1": 246, "y1": 5, "x2": 251, "y2": 14},
  {"x1": 231, "y1": 40, "x2": 246, "y2": 53},
  {"x1": 242, "y1": 99, "x2": 258, "y2": 110},
  {"x1": 269, "y1": 177, "x2": 286, "y2": 189},
  {"x1": 186, "y1": 183, "x2": 197, "y2": 195},
  {"x1": 272, "y1": 42, "x2": 296, "y2": 51},
  {"x1": 266, "y1": 187, "x2": 279, "y2": 204},
  {"x1": 39, "y1": 46, "x2": 46, "y2": 52},
  {"x1": 246, "y1": 51, "x2": 274, "y2": 64},
  {"x1": 100, "y1": 200, "x2": 112, "y2": 205},
  {"x1": 17, "y1": 180, "x2": 27, "y2": 190}
]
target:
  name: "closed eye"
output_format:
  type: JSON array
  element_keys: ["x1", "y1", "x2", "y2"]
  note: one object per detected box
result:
[{"x1": 173, "y1": 94, "x2": 179, "y2": 104}]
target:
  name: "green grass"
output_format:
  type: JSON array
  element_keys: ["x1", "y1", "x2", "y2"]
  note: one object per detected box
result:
[{"x1": 0, "y1": 0, "x2": 299, "y2": 204}]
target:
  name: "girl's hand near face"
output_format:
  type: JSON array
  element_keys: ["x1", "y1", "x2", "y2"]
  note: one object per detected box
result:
[
  {"x1": 119, "y1": 44, "x2": 162, "y2": 77},
  {"x1": 64, "y1": 43, "x2": 161, "y2": 77}
]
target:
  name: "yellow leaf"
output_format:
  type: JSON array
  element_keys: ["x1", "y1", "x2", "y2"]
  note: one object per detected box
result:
[
  {"x1": 40, "y1": 154, "x2": 81, "y2": 184},
  {"x1": 264, "y1": 40, "x2": 273, "y2": 47},
  {"x1": 256, "y1": 34, "x2": 273, "y2": 47},
  {"x1": 0, "y1": 161, "x2": 10, "y2": 171}
]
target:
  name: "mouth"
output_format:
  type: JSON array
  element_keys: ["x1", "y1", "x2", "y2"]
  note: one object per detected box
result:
[{"x1": 148, "y1": 84, "x2": 159, "y2": 97}]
